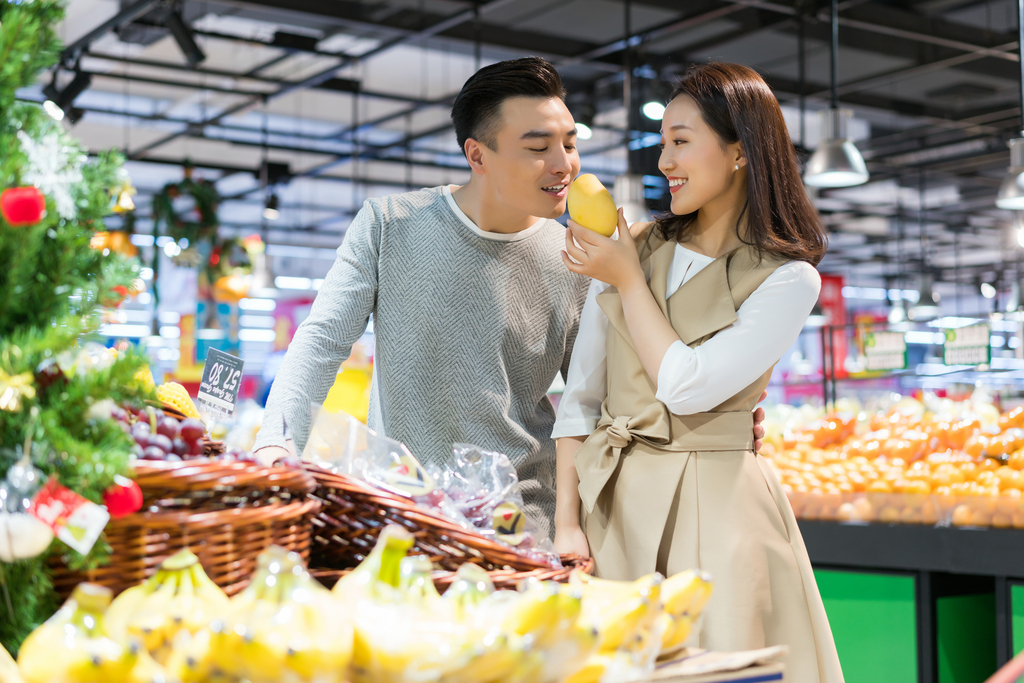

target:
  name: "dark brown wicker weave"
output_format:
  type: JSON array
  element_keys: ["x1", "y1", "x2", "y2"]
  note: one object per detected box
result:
[
  {"x1": 307, "y1": 465, "x2": 594, "y2": 590},
  {"x1": 50, "y1": 459, "x2": 320, "y2": 598}
]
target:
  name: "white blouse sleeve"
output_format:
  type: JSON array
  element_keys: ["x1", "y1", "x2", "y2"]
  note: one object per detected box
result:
[
  {"x1": 655, "y1": 261, "x2": 821, "y2": 415},
  {"x1": 552, "y1": 278, "x2": 611, "y2": 439}
]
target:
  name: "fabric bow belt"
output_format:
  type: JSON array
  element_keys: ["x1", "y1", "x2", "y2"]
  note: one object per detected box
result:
[{"x1": 576, "y1": 402, "x2": 755, "y2": 514}]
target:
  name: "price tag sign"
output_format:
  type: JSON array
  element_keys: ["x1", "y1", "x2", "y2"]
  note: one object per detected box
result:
[
  {"x1": 28, "y1": 477, "x2": 109, "y2": 556},
  {"x1": 196, "y1": 348, "x2": 245, "y2": 419},
  {"x1": 864, "y1": 331, "x2": 907, "y2": 371},
  {"x1": 943, "y1": 323, "x2": 991, "y2": 366}
]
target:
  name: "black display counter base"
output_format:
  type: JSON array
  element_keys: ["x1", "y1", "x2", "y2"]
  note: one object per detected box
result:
[
  {"x1": 799, "y1": 520, "x2": 1022, "y2": 683},
  {"x1": 798, "y1": 520, "x2": 1024, "y2": 579}
]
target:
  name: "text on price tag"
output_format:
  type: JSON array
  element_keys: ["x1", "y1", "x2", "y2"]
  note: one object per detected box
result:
[{"x1": 197, "y1": 348, "x2": 245, "y2": 419}]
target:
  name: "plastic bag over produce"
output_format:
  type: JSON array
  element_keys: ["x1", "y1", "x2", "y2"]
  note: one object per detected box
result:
[
  {"x1": 303, "y1": 405, "x2": 559, "y2": 567},
  {"x1": 430, "y1": 444, "x2": 560, "y2": 567}
]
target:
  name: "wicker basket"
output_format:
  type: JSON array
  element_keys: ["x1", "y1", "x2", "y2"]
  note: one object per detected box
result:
[
  {"x1": 307, "y1": 465, "x2": 594, "y2": 590},
  {"x1": 50, "y1": 459, "x2": 320, "y2": 598}
]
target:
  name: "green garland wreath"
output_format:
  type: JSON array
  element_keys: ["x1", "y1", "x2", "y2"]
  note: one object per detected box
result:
[
  {"x1": 151, "y1": 166, "x2": 219, "y2": 248},
  {"x1": 205, "y1": 235, "x2": 251, "y2": 285}
]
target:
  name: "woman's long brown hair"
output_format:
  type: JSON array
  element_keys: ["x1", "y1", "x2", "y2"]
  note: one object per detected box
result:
[{"x1": 654, "y1": 62, "x2": 827, "y2": 266}]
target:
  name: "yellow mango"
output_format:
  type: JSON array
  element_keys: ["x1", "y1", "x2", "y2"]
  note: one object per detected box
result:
[{"x1": 567, "y1": 174, "x2": 618, "y2": 237}]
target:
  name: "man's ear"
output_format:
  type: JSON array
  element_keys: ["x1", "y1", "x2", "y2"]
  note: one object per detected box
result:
[{"x1": 465, "y1": 138, "x2": 487, "y2": 175}]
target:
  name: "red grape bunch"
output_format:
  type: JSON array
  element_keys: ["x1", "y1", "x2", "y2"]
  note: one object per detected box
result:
[{"x1": 112, "y1": 405, "x2": 208, "y2": 462}]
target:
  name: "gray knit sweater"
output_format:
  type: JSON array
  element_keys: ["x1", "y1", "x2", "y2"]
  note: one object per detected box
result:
[{"x1": 255, "y1": 186, "x2": 589, "y2": 536}]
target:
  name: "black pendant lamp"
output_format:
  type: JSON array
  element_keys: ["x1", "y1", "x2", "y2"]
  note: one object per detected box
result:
[
  {"x1": 803, "y1": 0, "x2": 869, "y2": 188},
  {"x1": 996, "y1": 0, "x2": 1024, "y2": 209}
]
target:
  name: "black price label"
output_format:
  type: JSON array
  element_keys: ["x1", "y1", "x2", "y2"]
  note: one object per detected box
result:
[{"x1": 197, "y1": 349, "x2": 245, "y2": 418}]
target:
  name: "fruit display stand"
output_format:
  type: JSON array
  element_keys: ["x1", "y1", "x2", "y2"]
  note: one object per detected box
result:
[{"x1": 760, "y1": 317, "x2": 1024, "y2": 682}]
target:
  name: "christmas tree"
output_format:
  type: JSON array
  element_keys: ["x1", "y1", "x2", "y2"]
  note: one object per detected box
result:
[{"x1": 0, "y1": 0, "x2": 152, "y2": 651}]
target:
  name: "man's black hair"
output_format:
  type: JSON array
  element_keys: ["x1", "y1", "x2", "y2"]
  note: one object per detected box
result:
[{"x1": 451, "y1": 56, "x2": 566, "y2": 156}]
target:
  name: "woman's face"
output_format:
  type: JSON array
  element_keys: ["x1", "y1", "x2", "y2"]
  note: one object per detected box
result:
[{"x1": 658, "y1": 95, "x2": 745, "y2": 216}]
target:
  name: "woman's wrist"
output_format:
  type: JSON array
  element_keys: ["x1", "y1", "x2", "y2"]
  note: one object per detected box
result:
[
  {"x1": 615, "y1": 266, "x2": 648, "y2": 296},
  {"x1": 554, "y1": 510, "x2": 582, "y2": 530}
]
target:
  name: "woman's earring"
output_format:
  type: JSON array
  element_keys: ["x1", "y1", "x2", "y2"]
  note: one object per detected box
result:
[{"x1": 735, "y1": 164, "x2": 740, "y2": 171}]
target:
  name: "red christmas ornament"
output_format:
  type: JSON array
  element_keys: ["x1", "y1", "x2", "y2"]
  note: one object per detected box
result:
[
  {"x1": 103, "y1": 476, "x2": 143, "y2": 518},
  {"x1": 0, "y1": 187, "x2": 46, "y2": 227},
  {"x1": 101, "y1": 284, "x2": 130, "y2": 308}
]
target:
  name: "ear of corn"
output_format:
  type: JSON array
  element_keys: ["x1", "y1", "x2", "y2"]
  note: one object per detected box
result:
[{"x1": 157, "y1": 382, "x2": 201, "y2": 419}]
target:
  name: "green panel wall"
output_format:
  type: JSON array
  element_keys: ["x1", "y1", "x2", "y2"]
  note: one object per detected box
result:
[
  {"x1": 936, "y1": 593, "x2": 996, "y2": 683},
  {"x1": 1013, "y1": 584, "x2": 1024, "y2": 656},
  {"x1": 815, "y1": 569, "x2": 917, "y2": 683}
]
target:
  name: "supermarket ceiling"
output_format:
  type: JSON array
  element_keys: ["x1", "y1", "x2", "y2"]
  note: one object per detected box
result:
[{"x1": 25, "y1": 0, "x2": 1024, "y2": 302}]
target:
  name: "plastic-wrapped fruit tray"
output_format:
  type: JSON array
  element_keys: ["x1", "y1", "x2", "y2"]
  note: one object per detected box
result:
[{"x1": 49, "y1": 459, "x2": 319, "y2": 598}]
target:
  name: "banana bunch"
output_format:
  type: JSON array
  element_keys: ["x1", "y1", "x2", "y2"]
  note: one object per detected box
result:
[
  {"x1": 440, "y1": 565, "x2": 531, "y2": 683},
  {"x1": 105, "y1": 549, "x2": 228, "y2": 665},
  {"x1": 563, "y1": 571, "x2": 667, "y2": 683},
  {"x1": 202, "y1": 545, "x2": 353, "y2": 683},
  {"x1": 17, "y1": 583, "x2": 138, "y2": 683},
  {"x1": 340, "y1": 526, "x2": 593, "y2": 683},
  {"x1": 350, "y1": 554, "x2": 473, "y2": 683},
  {"x1": 656, "y1": 570, "x2": 714, "y2": 656},
  {"x1": 572, "y1": 570, "x2": 664, "y2": 655},
  {"x1": 332, "y1": 524, "x2": 415, "y2": 603},
  {"x1": 497, "y1": 579, "x2": 594, "y2": 683}
]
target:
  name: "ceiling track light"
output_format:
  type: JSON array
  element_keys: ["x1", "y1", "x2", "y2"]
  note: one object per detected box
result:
[
  {"x1": 263, "y1": 193, "x2": 280, "y2": 221},
  {"x1": 980, "y1": 278, "x2": 998, "y2": 300},
  {"x1": 641, "y1": 101, "x2": 665, "y2": 121},
  {"x1": 802, "y1": 0, "x2": 869, "y2": 188},
  {"x1": 165, "y1": 8, "x2": 206, "y2": 67},
  {"x1": 42, "y1": 68, "x2": 91, "y2": 122},
  {"x1": 574, "y1": 102, "x2": 595, "y2": 140}
]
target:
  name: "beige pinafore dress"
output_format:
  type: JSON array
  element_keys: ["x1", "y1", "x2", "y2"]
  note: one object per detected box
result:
[{"x1": 575, "y1": 236, "x2": 844, "y2": 683}]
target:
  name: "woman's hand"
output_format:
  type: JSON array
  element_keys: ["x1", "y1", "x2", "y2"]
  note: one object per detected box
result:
[
  {"x1": 554, "y1": 523, "x2": 591, "y2": 558},
  {"x1": 562, "y1": 208, "x2": 646, "y2": 293}
]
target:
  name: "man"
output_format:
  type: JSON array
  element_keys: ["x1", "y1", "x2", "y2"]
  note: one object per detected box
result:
[
  {"x1": 255, "y1": 57, "x2": 586, "y2": 537},
  {"x1": 254, "y1": 56, "x2": 766, "y2": 541}
]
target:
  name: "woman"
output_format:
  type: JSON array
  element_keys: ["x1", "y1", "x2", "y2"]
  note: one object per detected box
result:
[{"x1": 551, "y1": 62, "x2": 844, "y2": 683}]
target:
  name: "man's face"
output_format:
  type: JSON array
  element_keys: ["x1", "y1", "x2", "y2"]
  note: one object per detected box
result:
[{"x1": 477, "y1": 97, "x2": 581, "y2": 219}]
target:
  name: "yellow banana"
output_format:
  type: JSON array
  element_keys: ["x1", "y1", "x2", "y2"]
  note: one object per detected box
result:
[
  {"x1": 164, "y1": 563, "x2": 195, "y2": 644},
  {"x1": 18, "y1": 583, "x2": 137, "y2": 683},
  {"x1": 443, "y1": 563, "x2": 495, "y2": 618},
  {"x1": 658, "y1": 612, "x2": 694, "y2": 654},
  {"x1": 189, "y1": 561, "x2": 228, "y2": 612},
  {"x1": 575, "y1": 571, "x2": 664, "y2": 655},
  {"x1": 104, "y1": 580, "x2": 155, "y2": 643},
  {"x1": 332, "y1": 524, "x2": 415, "y2": 601},
  {"x1": 209, "y1": 545, "x2": 352, "y2": 683},
  {"x1": 594, "y1": 595, "x2": 653, "y2": 652},
  {"x1": 503, "y1": 581, "x2": 562, "y2": 644},
  {"x1": 661, "y1": 569, "x2": 713, "y2": 618},
  {"x1": 125, "y1": 647, "x2": 168, "y2": 683},
  {"x1": 398, "y1": 555, "x2": 441, "y2": 605},
  {"x1": 564, "y1": 651, "x2": 639, "y2": 683},
  {"x1": 0, "y1": 640, "x2": 24, "y2": 683},
  {"x1": 445, "y1": 631, "x2": 526, "y2": 683},
  {"x1": 165, "y1": 628, "x2": 216, "y2": 683},
  {"x1": 129, "y1": 569, "x2": 179, "y2": 653}
]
